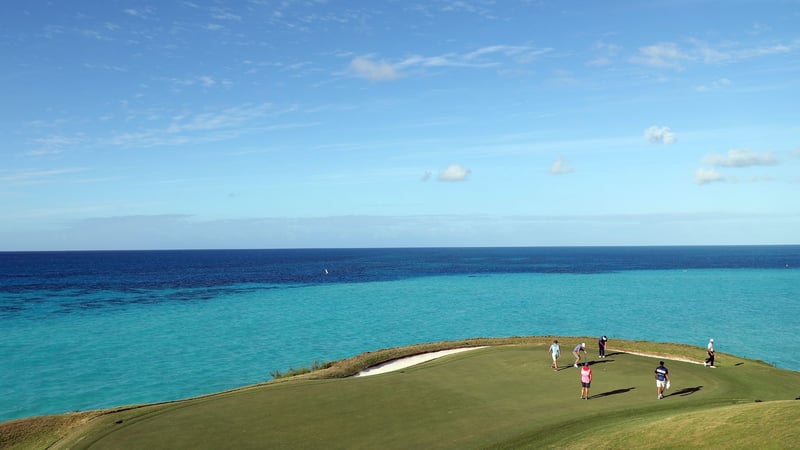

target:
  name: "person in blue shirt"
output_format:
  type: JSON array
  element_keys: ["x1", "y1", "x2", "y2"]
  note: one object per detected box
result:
[{"x1": 654, "y1": 361, "x2": 670, "y2": 399}]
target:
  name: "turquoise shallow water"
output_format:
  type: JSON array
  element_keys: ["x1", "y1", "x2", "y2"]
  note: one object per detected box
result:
[{"x1": 2, "y1": 267, "x2": 798, "y2": 422}]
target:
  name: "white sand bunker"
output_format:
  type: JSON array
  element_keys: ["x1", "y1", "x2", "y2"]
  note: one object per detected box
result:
[{"x1": 355, "y1": 347, "x2": 487, "y2": 377}]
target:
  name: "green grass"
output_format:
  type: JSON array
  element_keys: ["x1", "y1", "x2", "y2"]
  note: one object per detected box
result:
[{"x1": 4, "y1": 337, "x2": 799, "y2": 449}]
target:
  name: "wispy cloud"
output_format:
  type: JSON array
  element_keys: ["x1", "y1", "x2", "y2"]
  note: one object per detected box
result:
[
  {"x1": 695, "y1": 78, "x2": 732, "y2": 92},
  {"x1": 349, "y1": 44, "x2": 552, "y2": 81},
  {"x1": 211, "y1": 10, "x2": 242, "y2": 21},
  {"x1": 0, "y1": 168, "x2": 87, "y2": 185},
  {"x1": 586, "y1": 41, "x2": 621, "y2": 67},
  {"x1": 702, "y1": 148, "x2": 778, "y2": 167},
  {"x1": 162, "y1": 75, "x2": 231, "y2": 89},
  {"x1": 123, "y1": 7, "x2": 155, "y2": 19},
  {"x1": 463, "y1": 44, "x2": 551, "y2": 64},
  {"x1": 633, "y1": 38, "x2": 798, "y2": 70},
  {"x1": 106, "y1": 103, "x2": 286, "y2": 148},
  {"x1": 27, "y1": 135, "x2": 85, "y2": 156},
  {"x1": 644, "y1": 126, "x2": 677, "y2": 144}
]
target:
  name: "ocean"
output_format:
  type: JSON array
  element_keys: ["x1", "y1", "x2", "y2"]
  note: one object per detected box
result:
[{"x1": 1, "y1": 246, "x2": 798, "y2": 422}]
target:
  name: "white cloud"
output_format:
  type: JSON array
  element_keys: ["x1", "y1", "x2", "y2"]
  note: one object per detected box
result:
[
  {"x1": 123, "y1": 7, "x2": 154, "y2": 18},
  {"x1": 702, "y1": 148, "x2": 778, "y2": 167},
  {"x1": 349, "y1": 57, "x2": 399, "y2": 81},
  {"x1": 632, "y1": 42, "x2": 689, "y2": 69},
  {"x1": 438, "y1": 164, "x2": 471, "y2": 182},
  {"x1": 644, "y1": 126, "x2": 677, "y2": 144},
  {"x1": 694, "y1": 168, "x2": 725, "y2": 185},
  {"x1": 695, "y1": 78, "x2": 732, "y2": 92},
  {"x1": 549, "y1": 156, "x2": 574, "y2": 175}
]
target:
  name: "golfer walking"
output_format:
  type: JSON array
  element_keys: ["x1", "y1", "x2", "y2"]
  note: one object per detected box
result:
[
  {"x1": 548, "y1": 339, "x2": 560, "y2": 370},
  {"x1": 580, "y1": 362, "x2": 592, "y2": 399},
  {"x1": 654, "y1": 361, "x2": 670, "y2": 399}
]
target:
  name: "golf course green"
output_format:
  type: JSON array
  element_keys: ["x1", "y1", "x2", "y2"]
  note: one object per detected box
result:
[{"x1": 3, "y1": 337, "x2": 799, "y2": 449}]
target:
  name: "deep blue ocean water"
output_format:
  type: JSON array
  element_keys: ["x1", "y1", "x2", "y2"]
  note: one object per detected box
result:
[{"x1": 1, "y1": 246, "x2": 798, "y2": 422}]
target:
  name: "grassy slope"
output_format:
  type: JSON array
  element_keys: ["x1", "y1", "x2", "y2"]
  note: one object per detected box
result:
[{"x1": 4, "y1": 337, "x2": 800, "y2": 449}]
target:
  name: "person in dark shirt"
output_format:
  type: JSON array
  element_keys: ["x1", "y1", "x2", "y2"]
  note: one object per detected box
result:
[
  {"x1": 654, "y1": 361, "x2": 670, "y2": 399},
  {"x1": 598, "y1": 335, "x2": 608, "y2": 358}
]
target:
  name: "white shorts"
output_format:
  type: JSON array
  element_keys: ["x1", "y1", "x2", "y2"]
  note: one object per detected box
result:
[
  {"x1": 656, "y1": 379, "x2": 667, "y2": 388},
  {"x1": 552, "y1": 354, "x2": 559, "y2": 361}
]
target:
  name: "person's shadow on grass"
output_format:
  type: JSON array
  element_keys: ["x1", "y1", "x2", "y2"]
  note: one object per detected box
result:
[
  {"x1": 589, "y1": 387, "x2": 635, "y2": 399},
  {"x1": 666, "y1": 386, "x2": 702, "y2": 397},
  {"x1": 586, "y1": 359, "x2": 613, "y2": 366},
  {"x1": 555, "y1": 359, "x2": 614, "y2": 371}
]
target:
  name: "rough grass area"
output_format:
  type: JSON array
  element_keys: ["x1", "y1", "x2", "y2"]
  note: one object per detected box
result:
[
  {"x1": 0, "y1": 412, "x2": 95, "y2": 450},
  {"x1": 4, "y1": 336, "x2": 798, "y2": 449},
  {"x1": 564, "y1": 401, "x2": 800, "y2": 449}
]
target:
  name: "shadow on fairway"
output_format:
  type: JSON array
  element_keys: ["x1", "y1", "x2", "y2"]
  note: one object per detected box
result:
[
  {"x1": 667, "y1": 386, "x2": 703, "y2": 397},
  {"x1": 555, "y1": 359, "x2": 613, "y2": 371},
  {"x1": 590, "y1": 387, "x2": 635, "y2": 399},
  {"x1": 586, "y1": 359, "x2": 613, "y2": 366}
]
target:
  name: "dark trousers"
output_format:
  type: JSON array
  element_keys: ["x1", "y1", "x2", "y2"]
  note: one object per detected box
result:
[
  {"x1": 599, "y1": 345, "x2": 605, "y2": 357},
  {"x1": 706, "y1": 351, "x2": 715, "y2": 366}
]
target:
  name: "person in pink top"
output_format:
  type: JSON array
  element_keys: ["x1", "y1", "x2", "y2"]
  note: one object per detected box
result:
[{"x1": 580, "y1": 362, "x2": 593, "y2": 400}]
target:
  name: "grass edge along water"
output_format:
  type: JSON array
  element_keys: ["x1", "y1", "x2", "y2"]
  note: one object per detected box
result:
[{"x1": 2, "y1": 336, "x2": 799, "y2": 450}]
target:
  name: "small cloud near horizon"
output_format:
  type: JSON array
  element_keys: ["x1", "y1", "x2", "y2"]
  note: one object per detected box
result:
[
  {"x1": 438, "y1": 164, "x2": 471, "y2": 181},
  {"x1": 702, "y1": 148, "x2": 778, "y2": 167},
  {"x1": 550, "y1": 156, "x2": 575, "y2": 175},
  {"x1": 644, "y1": 125, "x2": 677, "y2": 144},
  {"x1": 694, "y1": 168, "x2": 725, "y2": 185}
]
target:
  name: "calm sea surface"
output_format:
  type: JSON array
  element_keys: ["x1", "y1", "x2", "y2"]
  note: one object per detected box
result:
[{"x1": 1, "y1": 246, "x2": 798, "y2": 422}]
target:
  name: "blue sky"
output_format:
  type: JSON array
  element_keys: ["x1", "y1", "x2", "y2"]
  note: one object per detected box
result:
[{"x1": 2, "y1": 1, "x2": 799, "y2": 250}]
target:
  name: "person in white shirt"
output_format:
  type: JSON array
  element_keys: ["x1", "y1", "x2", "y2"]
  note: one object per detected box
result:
[{"x1": 705, "y1": 338, "x2": 715, "y2": 367}]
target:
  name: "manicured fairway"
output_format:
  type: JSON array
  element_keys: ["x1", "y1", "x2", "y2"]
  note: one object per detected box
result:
[{"x1": 39, "y1": 342, "x2": 800, "y2": 449}]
